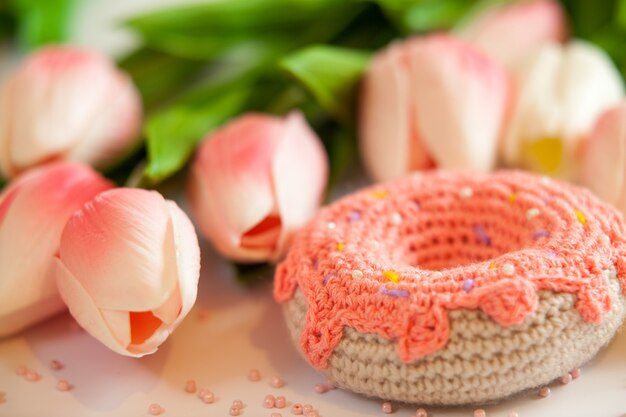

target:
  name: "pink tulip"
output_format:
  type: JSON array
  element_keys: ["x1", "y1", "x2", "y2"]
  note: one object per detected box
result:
[
  {"x1": 501, "y1": 41, "x2": 624, "y2": 180},
  {"x1": 581, "y1": 102, "x2": 626, "y2": 213},
  {"x1": 0, "y1": 46, "x2": 142, "y2": 178},
  {"x1": 0, "y1": 163, "x2": 112, "y2": 337},
  {"x1": 188, "y1": 111, "x2": 328, "y2": 262},
  {"x1": 359, "y1": 34, "x2": 510, "y2": 181},
  {"x1": 462, "y1": 0, "x2": 567, "y2": 72},
  {"x1": 56, "y1": 188, "x2": 200, "y2": 356}
]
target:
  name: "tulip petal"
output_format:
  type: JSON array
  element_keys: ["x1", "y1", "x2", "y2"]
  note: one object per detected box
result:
[
  {"x1": 66, "y1": 73, "x2": 142, "y2": 168},
  {"x1": 0, "y1": 163, "x2": 112, "y2": 336},
  {"x1": 189, "y1": 114, "x2": 282, "y2": 261},
  {"x1": 271, "y1": 112, "x2": 328, "y2": 258},
  {"x1": 360, "y1": 42, "x2": 416, "y2": 181},
  {"x1": 100, "y1": 308, "x2": 131, "y2": 348},
  {"x1": 165, "y1": 201, "x2": 200, "y2": 326},
  {"x1": 2, "y1": 48, "x2": 116, "y2": 172},
  {"x1": 408, "y1": 35, "x2": 509, "y2": 171},
  {"x1": 59, "y1": 189, "x2": 178, "y2": 311},
  {"x1": 503, "y1": 41, "x2": 624, "y2": 180},
  {"x1": 581, "y1": 103, "x2": 626, "y2": 207},
  {"x1": 56, "y1": 260, "x2": 142, "y2": 356},
  {"x1": 463, "y1": 0, "x2": 567, "y2": 72}
]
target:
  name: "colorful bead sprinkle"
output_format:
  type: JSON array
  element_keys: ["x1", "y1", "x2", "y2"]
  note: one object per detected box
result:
[
  {"x1": 371, "y1": 190, "x2": 388, "y2": 199},
  {"x1": 459, "y1": 187, "x2": 473, "y2": 199},
  {"x1": 148, "y1": 403, "x2": 164, "y2": 415},
  {"x1": 538, "y1": 386, "x2": 551, "y2": 397},
  {"x1": 326, "y1": 222, "x2": 336, "y2": 230},
  {"x1": 264, "y1": 394, "x2": 276, "y2": 408},
  {"x1": 323, "y1": 272, "x2": 336, "y2": 285},
  {"x1": 576, "y1": 210, "x2": 586, "y2": 225},
  {"x1": 526, "y1": 208, "x2": 540, "y2": 220},
  {"x1": 379, "y1": 288, "x2": 410, "y2": 298},
  {"x1": 248, "y1": 369, "x2": 261, "y2": 382},
  {"x1": 275, "y1": 396, "x2": 286, "y2": 408},
  {"x1": 488, "y1": 263, "x2": 497, "y2": 269},
  {"x1": 383, "y1": 271, "x2": 399, "y2": 283},
  {"x1": 508, "y1": 193, "x2": 517, "y2": 204},
  {"x1": 314, "y1": 383, "x2": 328, "y2": 393},
  {"x1": 351, "y1": 270, "x2": 364, "y2": 279},
  {"x1": 559, "y1": 373, "x2": 572, "y2": 385},
  {"x1": 501, "y1": 264, "x2": 515, "y2": 276},
  {"x1": 473, "y1": 225, "x2": 491, "y2": 246},
  {"x1": 184, "y1": 379, "x2": 197, "y2": 393},
  {"x1": 336, "y1": 243, "x2": 345, "y2": 251},
  {"x1": 474, "y1": 409, "x2": 486, "y2": 417},
  {"x1": 463, "y1": 279, "x2": 474, "y2": 293},
  {"x1": 532, "y1": 229, "x2": 550, "y2": 239},
  {"x1": 56, "y1": 380, "x2": 72, "y2": 392},
  {"x1": 348, "y1": 211, "x2": 361, "y2": 222},
  {"x1": 415, "y1": 408, "x2": 427, "y2": 417},
  {"x1": 270, "y1": 376, "x2": 285, "y2": 388},
  {"x1": 389, "y1": 212, "x2": 402, "y2": 225},
  {"x1": 570, "y1": 368, "x2": 581, "y2": 379}
]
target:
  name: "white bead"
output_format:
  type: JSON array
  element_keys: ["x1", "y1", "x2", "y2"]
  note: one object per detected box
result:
[
  {"x1": 352, "y1": 270, "x2": 364, "y2": 279},
  {"x1": 326, "y1": 222, "x2": 336, "y2": 230},
  {"x1": 502, "y1": 264, "x2": 515, "y2": 276},
  {"x1": 430, "y1": 271, "x2": 443, "y2": 279},
  {"x1": 541, "y1": 175, "x2": 550, "y2": 184},
  {"x1": 389, "y1": 212, "x2": 402, "y2": 225},
  {"x1": 459, "y1": 187, "x2": 473, "y2": 199},
  {"x1": 600, "y1": 234, "x2": 610, "y2": 244},
  {"x1": 526, "y1": 208, "x2": 540, "y2": 220}
]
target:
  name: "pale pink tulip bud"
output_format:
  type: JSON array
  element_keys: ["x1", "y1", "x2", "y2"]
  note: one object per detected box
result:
[
  {"x1": 359, "y1": 34, "x2": 510, "y2": 181},
  {"x1": 0, "y1": 163, "x2": 112, "y2": 337},
  {"x1": 502, "y1": 41, "x2": 624, "y2": 181},
  {"x1": 0, "y1": 46, "x2": 142, "y2": 178},
  {"x1": 581, "y1": 102, "x2": 626, "y2": 213},
  {"x1": 56, "y1": 188, "x2": 200, "y2": 356},
  {"x1": 462, "y1": 0, "x2": 567, "y2": 72},
  {"x1": 188, "y1": 111, "x2": 328, "y2": 263}
]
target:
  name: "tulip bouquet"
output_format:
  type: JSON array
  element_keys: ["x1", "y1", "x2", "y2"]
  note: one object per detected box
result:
[{"x1": 2, "y1": 0, "x2": 626, "y2": 357}]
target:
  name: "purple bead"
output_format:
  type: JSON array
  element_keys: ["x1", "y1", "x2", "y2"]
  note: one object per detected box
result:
[{"x1": 463, "y1": 278, "x2": 474, "y2": 293}]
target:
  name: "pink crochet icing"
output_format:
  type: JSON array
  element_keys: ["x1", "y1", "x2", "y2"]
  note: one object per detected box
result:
[{"x1": 274, "y1": 171, "x2": 626, "y2": 369}]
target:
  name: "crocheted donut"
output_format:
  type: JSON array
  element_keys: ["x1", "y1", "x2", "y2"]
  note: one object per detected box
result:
[{"x1": 274, "y1": 170, "x2": 626, "y2": 405}]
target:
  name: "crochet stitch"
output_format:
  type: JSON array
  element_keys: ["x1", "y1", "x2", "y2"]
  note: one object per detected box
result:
[{"x1": 274, "y1": 170, "x2": 626, "y2": 403}]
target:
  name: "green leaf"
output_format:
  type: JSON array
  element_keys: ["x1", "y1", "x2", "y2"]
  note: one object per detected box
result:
[
  {"x1": 616, "y1": 0, "x2": 626, "y2": 30},
  {"x1": 561, "y1": 0, "x2": 617, "y2": 37},
  {"x1": 118, "y1": 48, "x2": 206, "y2": 113},
  {"x1": 372, "y1": 0, "x2": 478, "y2": 33},
  {"x1": 126, "y1": 0, "x2": 339, "y2": 34},
  {"x1": 127, "y1": 0, "x2": 366, "y2": 61},
  {"x1": 143, "y1": 88, "x2": 250, "y2": 183},
  {"x1": 280, "y1": 45, "x2": 371, "y2": 123},
  {"x1": 12, "y1": 0, "x2": 76, "y2": 50}
]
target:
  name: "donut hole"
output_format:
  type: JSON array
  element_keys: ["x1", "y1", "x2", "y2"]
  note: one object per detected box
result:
[{"x1": 398, "y1": 208, "x2": 529, "y2": 271}]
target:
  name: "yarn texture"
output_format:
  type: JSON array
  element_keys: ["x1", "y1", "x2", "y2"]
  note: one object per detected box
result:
[{"x1": 274, "y1": 170, "x2": 626, "y2": 393}]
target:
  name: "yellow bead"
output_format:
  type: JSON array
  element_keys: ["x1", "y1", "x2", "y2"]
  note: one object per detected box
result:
[
  {"x1": 371, "y1": 190, "x2": 388, "y2": 199},
  {"x1": 383, "y1": 271, "x2": 399, "y2": 283},
  {"x1": 576, "y1": 210, "x2": 586, "y2": 225},
  {"x1": 488, "y1": 263, "x2": 497, "y2": 269},
  {"x1": 337, "y1": 243, "x2": 345, "y2": 251},
  {"x1": 508, "y1": 193, "x2": 517, "y2": 204}
]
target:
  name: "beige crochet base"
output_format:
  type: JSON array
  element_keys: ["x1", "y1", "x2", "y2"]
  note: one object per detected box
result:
[{"x1": 283, "y1": 272, "x2": 625, "y2": 405}]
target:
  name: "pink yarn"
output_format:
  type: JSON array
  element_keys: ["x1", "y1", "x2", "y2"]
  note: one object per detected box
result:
[{"x1": 274, "y1": 171, "x2": 626, "y2": 368}]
